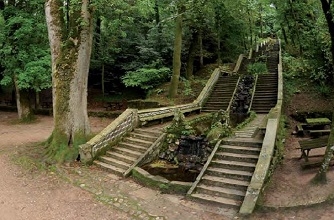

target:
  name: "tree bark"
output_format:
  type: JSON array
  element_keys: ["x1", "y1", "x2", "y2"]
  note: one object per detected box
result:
[
  {"x1": 168, "y1": 5, "x2": 183, "y2": 98},
  {"x1": 14, "y1": 75, "x2": 33, "y2": 120},
  {"x1": 312, "y1": 112, "x2": 334, "y2": 184},
  {"x1": 45, "y1": 0, "x2": 93, "y2": 162},
  {"x1": 320, "y1": 0, "x2": 334, "y2": 84},
  {"x1": 185, "y1": 32, "x2": 198, "y2": 80},
  {"x1": 199, "y1": 30, "x2": 204, "y2": 67},
  {"x1": 217, "y1": 27, "x2": 222, "y2": 66}
]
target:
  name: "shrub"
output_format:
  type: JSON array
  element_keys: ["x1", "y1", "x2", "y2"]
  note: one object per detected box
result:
[
  {"x1": 122, "y1": 67, "x2": 170, "y2": 91},
  {"x1": 247, "y1": 62, "x2": 268, "y2": 75}
]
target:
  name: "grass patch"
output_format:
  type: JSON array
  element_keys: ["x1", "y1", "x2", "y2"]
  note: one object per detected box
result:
[{"x1": 10, "y1": 143, "x2": 47, "y2": 173}]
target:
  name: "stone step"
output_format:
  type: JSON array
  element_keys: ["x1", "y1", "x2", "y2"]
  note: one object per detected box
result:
[
  {"x1": 114, "y1": 147, "x2": 142, "y2": 158},
  {"x1": 206, "y1": 167, "x2": 253, "y2": 181},
  {"x1": 253, "y1": 94, "x2": 277, "y2": 98},
  {"x1": 222, "y1": 138, "x2": 263, "y2": 147},
  {"x1": 99, "y1": 155, "x2": 131, "y2": 170},
  {"x1": 106, "y1": 151, "x2": 137, "y2": 164},
  {"x1": 253, "y1": 110, "x2": 271, "y2": 114},
  {"x1": 118, "y1": 142, "x2": 148, "y2": 153},
  {"x1": 205, "y1": 100, "x2": 230, "y2": 104},
  {"x1": 251, "y1": 100, "x2": 276, "y2": 105},
  {"x1": 210, "y1": 159, "x2": 256, "y2": 172},
  {"x1": 122, "y1": 137, "x2": 152, "y2": 147},
  {"x1": 202, "y1": 109, "x2": 224, "y2": 113},
  {"x1": 196, "y1": 184, "x2": 245, "y2": 200},
  {"x1": 93, "y1": 160, "x2": 126, "y2": 176},
  {"x1": 204, "y1": 103, "x2": 229, "y2": 107},
  {"x1": 215, "y1": 152, "x2": 259, "y2": 163},
  {"x1": 201, "y1": 175, "x2": 249, "y2": 190},
  {"x1": 133, "y1": 128, "x2": 162, "y2": 137},
  {"x1": 220, "y1": 145, "x2": 261, "y2": 155},
  {"x1": 202, "y1": 106, "x2": 228, "y2": 111},
  {"x1": 190, "y1": 193, "x2": 241, "y2": 208},
  {"x1": 129, "y1": 132, "x2": 158, "y2": 142}
]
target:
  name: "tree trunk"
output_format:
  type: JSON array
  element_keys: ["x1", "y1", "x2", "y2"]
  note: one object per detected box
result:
[
  {"x1": 102, "y1": 64, "x2": 105, "y2": 96},
  {"x1": 199, "y1": 30, "x2": 204, "y2": 68},
  {"x1": 45, "y1": 0, "x2": 93, "y2": 162},
  {"x1": 281, "y1": 26, "x2": 289, "y2": 45},
  {"x1": 312, "y1": 112, "x2": 334, "y2": 184},
  {"x1": 35, "y1": 91, "x2": 40, "y2": 109},
  {"x1": 320, "y1": 0, "x2": 334, "y2": 85},
  {"x1": 14, "y1": 76, "x2": 33, "y2": 120},
  {"x1": 217, "y1": 27, "x2": 222, "y2": 66},
  {"x1": 185, "y1": 32, "x2": 198, "y2": 80},
  {"x1": 288, "y1": 0, "x2": 302, "y2": 54},
  {"x1": 154, "y1": 0, "x2": 161, "y2": 52},
  {"x1": 168, "y1": 5, "x2": 183, "y2": 98}
]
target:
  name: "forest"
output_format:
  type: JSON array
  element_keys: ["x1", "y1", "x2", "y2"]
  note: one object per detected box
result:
[{"x1": 1, "y1": 0, "x2": 334, "y2": 162}]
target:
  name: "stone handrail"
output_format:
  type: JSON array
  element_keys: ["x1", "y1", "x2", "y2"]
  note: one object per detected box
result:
[
  {"x1": 232, "y1": 54, "x2": 245, "y2": 74},
  {"x1": 239, "y1": 39, "x2": 283, "y2": 214},
  {"x1": 227, "y1": 76, "x2": 241, "y2": 112},
  {"x1": 79, "y1": 109, "x2": 138, "y2": 163},
  {"x1": 138, "y1": 67, "x2": 222, "y2": 124},
  {"x1": 123, "y1": 133, "x2": 167, "y2": 177},
  {"x1": 187, "y1": 140, "x2": 222, "y2": 195},
  {"x1": 248, "y1": 74, "x2": 258, "y2": 113},
  {"x1": 194, "y1": 68, "x2": 221, "y2": 107}
]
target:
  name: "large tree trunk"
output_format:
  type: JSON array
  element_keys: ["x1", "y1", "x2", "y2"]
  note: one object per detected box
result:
[
  {"x1": 199, "y1": 30, "x2": 204, "y2": 67},
  {"x1": 320, "y1": 0, "x2": 334, "y2": 85},
  {"x1": 312, "y1": 113, "x2": 334, "y2": 184},
  {"x1": 14, "y1": 75, "x2": 33, "y2": 120},
  {"x1": 185, "y1": 32, "x2": 198, "y2": 80},
  {"x1": 45, "y1": 0, "x2": 93, "y2": 162},
  {"x1": 168, "y1": 5, "x2": 183, "y2": 98}
]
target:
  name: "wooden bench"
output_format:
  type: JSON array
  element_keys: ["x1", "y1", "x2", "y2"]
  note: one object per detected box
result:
[
  {"x1": 297, "y1": 136, "x2": 328, "y2": 162},
  {"x1": 295, "y1": 123, "x2": 306, "y2": 136},
  {"x1": 309, "y1": 129, "x2": 330, "y2": 137}
]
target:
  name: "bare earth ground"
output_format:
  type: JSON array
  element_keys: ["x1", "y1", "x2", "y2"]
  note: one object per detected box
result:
[{"x1": 2, "y1": 91, "x2": 334, "y2": 220}]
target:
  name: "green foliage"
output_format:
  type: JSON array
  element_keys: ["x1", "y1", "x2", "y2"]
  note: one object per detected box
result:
[
  {"x1": 317, "y1": 83, "x2": 332, "y2": 98},
  {"x1": 0, "y1": 1, "x2": 51, "y2": 91},
  {"x1": 165, "y1": 109, "x2": 195, "y2": 142},
  {"x1": 207, "y1": 110, "x2": 232, "y2": 144},
  {"x1": 122, "y1": 65, "x2": 170, "y2": 91},
  {"x1": 182, "y1": 78, "x2": 193, "y2": 96},
  {"x1": 247, "y1": 62, "x2": 268, "y2": 75}
]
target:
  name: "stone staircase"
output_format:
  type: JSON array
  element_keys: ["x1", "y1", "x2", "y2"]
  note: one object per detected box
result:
[
  {"x1": 234, "y1": 114, "x2": 267, "y2": 138},
  {"x1": 250, "y1": 74, "x2": 278, "y2": 114},
  {"x1": 202, "y1": 75, "x2": 239, "y2": 112},
  {"x1": 189, "y1": 137, "x2": 262, "y2": 208},
  {"x1": 94, "y1": 127, "x2": 162, "y2": 176}
]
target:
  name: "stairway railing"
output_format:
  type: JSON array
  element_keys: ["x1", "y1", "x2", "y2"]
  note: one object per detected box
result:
[
  {"x1": 248, "y1": 74, "x2": 258, "y2": 113},
  {"x1": 79, "y1": 109, "x2": 138, "y2": 163}
]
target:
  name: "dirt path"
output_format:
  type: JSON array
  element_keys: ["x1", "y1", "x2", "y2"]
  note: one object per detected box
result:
[{"x1": 0, "y1": 112, "x2": 129, "y2": 219}]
